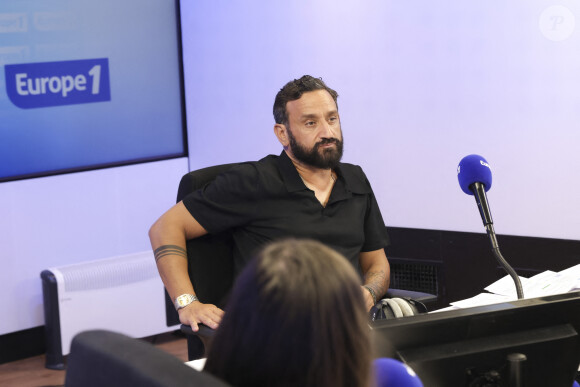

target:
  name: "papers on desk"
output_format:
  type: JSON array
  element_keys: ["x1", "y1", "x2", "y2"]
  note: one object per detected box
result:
[
  {"x1": 436, "y1": 263, "x2": 580, "y2": 312},
  {"x1": 486, "y1": 268, "x2": 580, "y2": 298}
]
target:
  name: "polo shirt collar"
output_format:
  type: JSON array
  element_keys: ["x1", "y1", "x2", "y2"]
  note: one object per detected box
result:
[
  {"x1": 334, "y1": 163, "x2": 370, "y2": 195},
  {"x1": 278, "y1": 151, "x2": 306, "y2": 192},
  {"x1": 277, "y1": 151, "x2": 370, "y2": 195}
]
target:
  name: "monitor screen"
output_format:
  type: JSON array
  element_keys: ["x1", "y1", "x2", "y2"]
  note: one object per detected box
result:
[
  {"x1": 0, "y1": 0, "x2": 186, "y2": 182},
  {"x1": 372, "y1": 292, "x2": 580, "y2": 386}
]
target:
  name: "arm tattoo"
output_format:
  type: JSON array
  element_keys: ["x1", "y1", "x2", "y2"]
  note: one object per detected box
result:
[
  {"x1": 154, "y1": 245, "x2": 187, "y2": 263},
  {"x1": 364, "y1": 270, "x2": 388, "y2": 298}
]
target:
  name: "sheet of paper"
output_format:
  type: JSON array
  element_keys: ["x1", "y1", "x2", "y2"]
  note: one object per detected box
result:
[
  {"x1": 524, "y1": 270, "x2": 579, "y2": 298},
  {"x1": 484, "y1": 269, "x2": 578, "y2": 299},
  {"x1": 558, "y1": 263, "x2": 580, "y2": 290},
  {"x1": 450, "y1": 293, "x2": 514, "y2": 308},
  {"x1": 185, "y1": 358, "x2": 206, "y2": 371},
  {"x1": 429, "y1": 305, "x2": 460, "y2": 313},
  {"x1": 430, "y1": 263, "x2": 580, "y2": 312},
  {"x1": 484, "y1": 275, "x2": 529, "y2": 296}
]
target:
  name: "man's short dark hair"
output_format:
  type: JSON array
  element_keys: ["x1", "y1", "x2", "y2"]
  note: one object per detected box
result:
[{"x1": 273, "y1": 75, "x2": 339, "y2": 125}]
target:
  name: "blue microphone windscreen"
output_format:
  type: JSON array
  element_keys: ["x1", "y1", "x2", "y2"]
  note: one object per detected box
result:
[
  {"x1": 374, "y1": 358, "x2": 424, "y2": 387},
  {"x1": 457, "y1": 154, "x2": 492, "y2": 195}
]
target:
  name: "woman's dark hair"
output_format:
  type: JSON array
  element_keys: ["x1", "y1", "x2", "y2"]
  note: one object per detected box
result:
[
  {"x1": 204, "y1": 239, "x2": 371, "y2": 387},
  {"x1": 273, "y1": 75, "x2": 339, "y2": 125}
]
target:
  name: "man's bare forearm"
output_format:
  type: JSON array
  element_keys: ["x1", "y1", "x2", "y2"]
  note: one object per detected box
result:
[
  {"x1": 149, "y1": 202, "x2": 209, "y2": 300},
  {"x1": 363, "y1": 269, "x2": 389, "y2": 300},
  {"x1": 149, "y1": 206, "x2": 194, "y2": 300},
  {"x1": 153, "y1": 244, "x2": 194, "y2": 300},
  {"x1": 359, "y1": 249, "x2": 391, "y2": 300},
  {"x1": 149, "y1": 202, "x2": 223, "y2": 331}
]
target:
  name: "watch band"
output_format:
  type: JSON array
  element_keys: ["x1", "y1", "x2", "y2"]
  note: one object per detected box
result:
[{"x1": 174, "y1": 294, "x2": 198, "y2": 311}]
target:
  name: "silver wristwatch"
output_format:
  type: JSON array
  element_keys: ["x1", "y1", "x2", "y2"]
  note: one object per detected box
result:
[{"x1": 174, "y1": 294, "x2": 198, "y2": 311}]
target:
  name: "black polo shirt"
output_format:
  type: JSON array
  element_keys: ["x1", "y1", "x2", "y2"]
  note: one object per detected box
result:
[{"x1": 182, "y1": 151, "x2": 389, "y2": 276}]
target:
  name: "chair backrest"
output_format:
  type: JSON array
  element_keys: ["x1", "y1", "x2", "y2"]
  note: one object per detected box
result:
[
  {"x1": 65, "y1": 330, "x2": 230, "y2": 387},
  {"x1": 176, "y1": 164, "x2": 239, "y2": 308}
]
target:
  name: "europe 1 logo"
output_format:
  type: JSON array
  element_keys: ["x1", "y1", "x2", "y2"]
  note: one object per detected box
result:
[{"x1": 4, "y1": 58, "x2": 111, "y2": 109}]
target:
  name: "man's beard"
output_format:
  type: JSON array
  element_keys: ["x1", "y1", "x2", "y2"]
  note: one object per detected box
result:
[{"x1": 287, "y1": 126, "x2": 344, "y2": 169}]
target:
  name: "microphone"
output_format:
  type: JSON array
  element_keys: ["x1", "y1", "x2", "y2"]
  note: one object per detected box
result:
[
  {"x1": 374, "y1": 358, "x2": 424, "y2": 387},
  {"x1": 457, "y1": 155, "x2": 524, "y2": 299},
  {"x1": 457, "y1": 154, "x2": 494, "y2": 236}
]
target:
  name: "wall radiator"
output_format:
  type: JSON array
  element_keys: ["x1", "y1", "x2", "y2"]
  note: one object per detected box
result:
[{"x1": 41, "y1": 251, "x2": 177, "y2": 370}]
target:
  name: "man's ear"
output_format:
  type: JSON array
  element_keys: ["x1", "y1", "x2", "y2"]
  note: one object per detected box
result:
[{"x1": 274, "y1": 124, "x2": 289, "y2": 147}]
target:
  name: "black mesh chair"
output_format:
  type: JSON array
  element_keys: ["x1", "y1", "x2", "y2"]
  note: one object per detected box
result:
[
  {"x1": 65, "y1": 330, "x2": 230, "y2": 387},
  {"x1": 165, "y1": 164, "x2": 238, "y2": 361},
  {"x1": 165, "y1": 163, "x2": 438, "y2": 361}
]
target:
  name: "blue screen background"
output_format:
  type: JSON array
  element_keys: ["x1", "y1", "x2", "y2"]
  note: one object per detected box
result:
[{"x1": 0, "y1": 0, "x2": 185, "y2": 180}]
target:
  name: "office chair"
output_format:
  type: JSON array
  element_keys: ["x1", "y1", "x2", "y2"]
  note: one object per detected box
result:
[
  {"x1": 167, "y1": 163, "x2": 437, "y2": 361},
  {"x1": 64, "y1": 330, "x2": 230, "y2": 387}
]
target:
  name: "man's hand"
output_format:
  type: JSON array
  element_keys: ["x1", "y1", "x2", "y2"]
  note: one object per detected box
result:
[
  {"x1": 178, "y1": 301, "x2": 225, "y2": 332},
  {"x1": 361, "y1": 286, "x2": 376, "y2": 311}
]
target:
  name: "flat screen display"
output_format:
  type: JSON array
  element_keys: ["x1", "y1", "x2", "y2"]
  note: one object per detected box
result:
[{"x1": 0, "y1": 0, "x2": 186, "y2": 182}]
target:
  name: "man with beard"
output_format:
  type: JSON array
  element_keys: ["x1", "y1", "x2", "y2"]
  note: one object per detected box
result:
[{"x1": 149, "y1": 75, "x2": 390, "y2": 332}]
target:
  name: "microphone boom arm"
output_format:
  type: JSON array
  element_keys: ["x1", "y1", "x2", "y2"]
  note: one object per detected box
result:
[{"x1": 472, "y1": 182, "x2": 524, "y2": 300}]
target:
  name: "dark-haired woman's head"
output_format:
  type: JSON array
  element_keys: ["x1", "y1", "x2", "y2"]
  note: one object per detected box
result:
[{"x1": 204, "y1": 238, "x2": 371, "y2": 387}]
